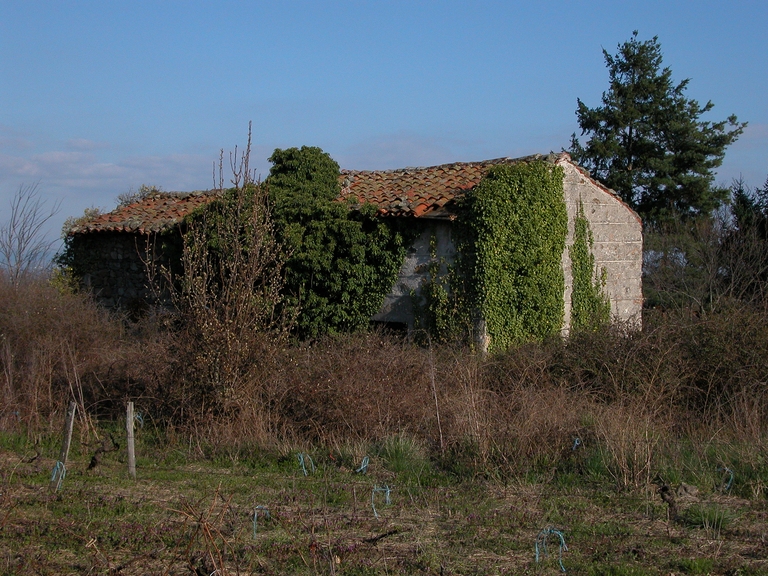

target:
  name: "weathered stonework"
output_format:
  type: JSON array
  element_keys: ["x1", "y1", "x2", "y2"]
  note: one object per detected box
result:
[
  {"x1": 68, "y1": 232, "x2": 167, "y2": 312},
  {"x1": 372, "y1": 220, "x2": 455, "y2": 329},
  {"x1": 558, "y1": 158, "x2": 643, "y2": 332},
  {"x1": 372, "y1": 157, "x2": 643, "y2": 336}
]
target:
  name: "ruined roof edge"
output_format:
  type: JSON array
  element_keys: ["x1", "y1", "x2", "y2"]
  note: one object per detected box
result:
[{"x1": 340, "y1": 153, "x2": 552, "y2": 177}]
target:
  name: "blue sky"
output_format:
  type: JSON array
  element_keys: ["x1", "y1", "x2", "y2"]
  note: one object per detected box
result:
[{"x1": 1, "y1": 1, "x2": 766, "y2": 242}]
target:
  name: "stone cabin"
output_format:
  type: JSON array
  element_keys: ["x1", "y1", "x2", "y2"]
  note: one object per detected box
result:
[{"x1": 68, "y1": 152, "x2": 642, "y2": 334}]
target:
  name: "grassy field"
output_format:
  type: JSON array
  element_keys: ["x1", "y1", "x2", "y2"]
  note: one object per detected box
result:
[{"x1": 2, "y1": 431, "x2": 767, "y2": 576}]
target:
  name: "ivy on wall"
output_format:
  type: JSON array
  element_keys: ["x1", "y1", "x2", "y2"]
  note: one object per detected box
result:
[
  {"x1": 569, "y1": 201, "x2": 610, "y2": 331},
  {"x1": 417, "y1": 160, "x2": 568, "y2": 352},
  {"x1": 413, "y1": 227, "x2": 471, "y2": 344},
  {"x1": 464, "y1": 161, "x2": 568, "y2": 351},
  {"x1": 267, "y1": 146, "x2": 411, "y2": 340}
]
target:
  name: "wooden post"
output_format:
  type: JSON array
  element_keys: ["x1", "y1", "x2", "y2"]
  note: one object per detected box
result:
[
  {"x1": 50, "y1": 401, "x2": 77, "y2": 491},
  {"x1": 126, "y1": 402, "x2": 136, "y2": 479}
]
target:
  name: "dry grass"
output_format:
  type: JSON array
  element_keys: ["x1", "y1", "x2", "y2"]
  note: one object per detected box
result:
[
  {"x1": 2, "y1": 274, "x2": 768, "y2": 490},
  {"x1": 2, "y1": 274, "x2": 768, "y2": 574}
]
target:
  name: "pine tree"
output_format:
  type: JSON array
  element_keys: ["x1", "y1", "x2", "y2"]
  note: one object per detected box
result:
[{"x1": 570, "y1": 32, "x2": 746, "y2": 224}]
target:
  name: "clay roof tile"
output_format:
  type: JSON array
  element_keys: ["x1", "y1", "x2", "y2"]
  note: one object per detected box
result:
[{"x1": 72, "y1": 153, "x2": 562, "y2": 233}]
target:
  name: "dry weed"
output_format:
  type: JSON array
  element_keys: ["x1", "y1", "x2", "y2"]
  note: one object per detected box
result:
[{"x1": 596, "y1": 401, "x2": 667, "y2": 490}]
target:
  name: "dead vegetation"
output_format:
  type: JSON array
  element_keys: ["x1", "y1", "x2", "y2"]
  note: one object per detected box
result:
[
  {"x1": 1, "y1": 443, "x2": 766, "y2": 575},
  {"x1": 2, "y1": 269, "x2": 767, "y2": 491}
]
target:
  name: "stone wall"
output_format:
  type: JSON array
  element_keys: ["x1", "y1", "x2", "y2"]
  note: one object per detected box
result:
[
  {"x1": 372, "y1": 219, "x2": 455, "y2": 329},
  {"x1": 375, "y1": 160, "x2": 643, "y2": 336},
  {"x1": 558, "y1": 159, "x2": 643, "y2": 332},
  {"x1": 70, "y1": 232, "x2": 161, "y2": 312}
]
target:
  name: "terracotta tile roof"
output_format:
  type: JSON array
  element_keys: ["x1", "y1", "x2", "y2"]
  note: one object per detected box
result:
[
  {"x1": 341, "y1": 153, "x2": 551, "y2": 219},
  {"x1": 69, "y1": 192, "x2": 218, "y2": 234},
  {"x1": 71, "y1": 153, "x2": 565, "y2": 234}
]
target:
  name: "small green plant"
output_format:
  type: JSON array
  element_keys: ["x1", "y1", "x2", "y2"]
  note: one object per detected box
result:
[
  {"x1": 377, "y1": 434, "x2": 434, "y2": 484},
  {"x1": 585, "y1": 565, "x2": 653, "y2": 576},
  {"x1": 116, "y1": 184, "x2": 163, "y2": 208},
  {"x1": 675, "y1": 557, "x2": 715, "y2": 575},
  {"x1": 682, "y1": 503, "x2": 735, "y2": 538}
]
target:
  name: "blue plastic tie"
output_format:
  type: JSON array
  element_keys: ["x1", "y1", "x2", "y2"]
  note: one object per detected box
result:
[
  {"x1": 371, "y1": 485, "x2": 392, "y2": 519},
  {"x1": 253, "y1": 506, "x2": 270, "y2": 538},
  {"x1": 356, "y1": 455, "x2": 370, "y2": 474},
  {"x1": 718, "y1": 466, "x2": 734, "y2": 492},
  {"x1": 535, "y1": 527, "x2": 568, "y2": 573},
  {"x1": 297, "y1": 453, "x2": 315, "y2": 476},
  {"x1": 572, "y1": 437, "x2": 582, "y2": 451},
  {"x1": 50, "y1": 461, "x2": 67, "y2": 491},
  {"x1": 134, "y1": 412, "x2": 144, "y2": 428}
]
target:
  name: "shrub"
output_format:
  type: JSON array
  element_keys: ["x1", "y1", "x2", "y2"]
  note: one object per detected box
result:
[
  {"x1": 459, "y1": 161, "x2": 567, "y2": 351},
  {"x1": 267, "y1": 146, "x2": 410, "y2": 339},
  {"x1": 0, "y1": 275, "x2": 124, "y2": 429}
]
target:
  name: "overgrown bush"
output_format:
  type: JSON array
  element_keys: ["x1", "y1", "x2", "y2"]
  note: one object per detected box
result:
[
  {"x1": 172, "y1": 185, "x2": 287, "y2": 413},
  {"x1": 0, "y1": 276, "x2": 169, "y2": 432},
  {"x1": 459, "y1": 161, "x2": 568, "y2": 351},
  {"x1": 268, "y1": 146, "x2": 410, "y2": 339}
]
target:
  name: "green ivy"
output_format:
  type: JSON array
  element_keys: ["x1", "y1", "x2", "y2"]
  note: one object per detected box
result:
[
  {"x1": 267, "y1": 146, "x2": 411, "y2": 340},
  {"x1": 460, "y1": 161, "x2": 568, "y2": 352},
  {"x1": 415, "y1": 161, "x2": 568, "y2": 351},
  {"x1": 569, "y1": 201, "x2": 610, "y2": 331},
  {"x1": 413, "y1": 228, "x2": 471, "y2": 344}
]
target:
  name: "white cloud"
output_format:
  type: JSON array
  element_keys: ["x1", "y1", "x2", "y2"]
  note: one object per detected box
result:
[
  {"x1": 66, "y1": 138, "x2": 110, "y2": 151},
  {"x1": 0, "y1": 125, "x2": 33, "y2": 150},
  {"x1": 0, "y1": 143, "x2": 219, "y2": 246},
  {"x1": 0, "y1": 153, "x2": 39, "y2": 177}
]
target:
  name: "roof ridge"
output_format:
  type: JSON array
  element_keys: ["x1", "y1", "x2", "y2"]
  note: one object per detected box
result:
[
  {"x1": 340, "y1": 153, "x2": 549, "y2": 176},
  {"x1": 140, "y1": 190, "x2": 217, "y2": 199}
]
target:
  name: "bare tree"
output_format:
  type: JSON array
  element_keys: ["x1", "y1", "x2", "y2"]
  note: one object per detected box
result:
[
  {"x1": 166, "y1": 123, "x2": 291, "y2": 410},
  {"x1": 0, "y1": 183, "x2": 60, "y2": 286}
]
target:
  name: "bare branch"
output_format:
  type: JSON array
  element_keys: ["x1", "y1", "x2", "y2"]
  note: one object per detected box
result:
[{"x1": 0, "y1": 183, "x2": 60, "y2": 286}]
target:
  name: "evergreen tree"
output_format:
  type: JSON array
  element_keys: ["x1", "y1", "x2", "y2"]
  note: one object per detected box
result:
[
  {"x1": 570, "y1": 32, "x2": 746, "y2": 224},
  {"x1": 731, "y1": 176, "x2": 768, "y2": 233},
  {"x1": 726, "y1": 176, "x2": 768, "y2": 302}
]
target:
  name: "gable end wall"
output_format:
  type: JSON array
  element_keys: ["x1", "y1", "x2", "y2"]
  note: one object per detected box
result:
[{"x1": 559, "y1": 160, "x2": 643, "y2": 332}]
